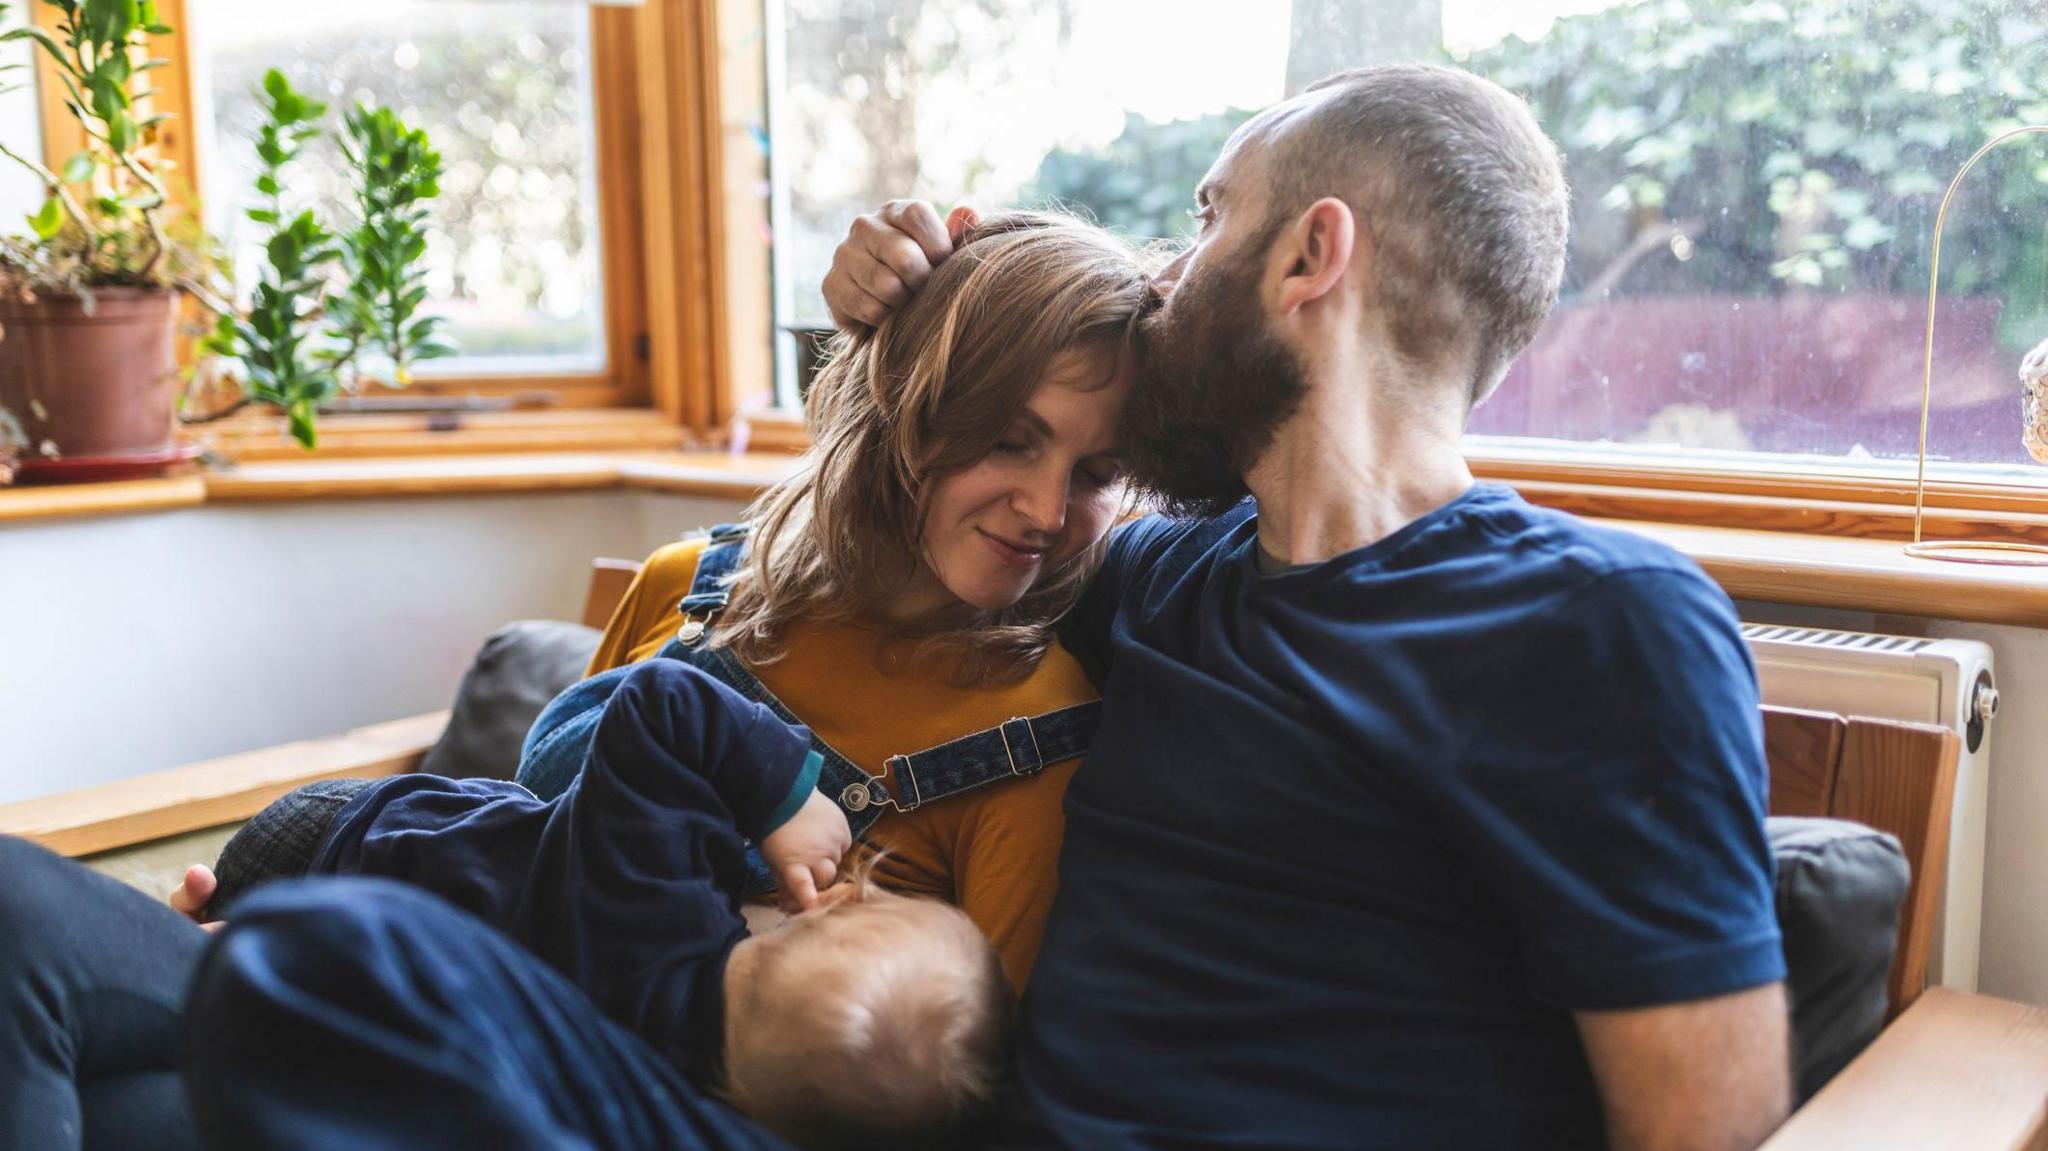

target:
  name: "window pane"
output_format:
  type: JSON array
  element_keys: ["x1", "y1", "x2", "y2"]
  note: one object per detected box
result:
[
  {"x1": 768, "y1": 0, "x2": 1292, "y2": 402},
  {"x1": 191, "y1": 0, "x2": 605, "y2": 377},
  {"x1": 1458, "y1": 0, "x2": 2048, "y2": 480},
  {"x1": 770, "y1": 0, "x2": 2048, "y2": 483},
  {"x1": 0, "y1": 4, "x2": 43, "y2": 229}
]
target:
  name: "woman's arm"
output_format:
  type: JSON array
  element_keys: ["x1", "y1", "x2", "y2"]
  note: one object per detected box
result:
[
  {"x1": 585, "y1": 561, "x2": 657, "y2": 675},
  {"x1": 586, "y1": 536, "x2": 716, "y2": 675}
]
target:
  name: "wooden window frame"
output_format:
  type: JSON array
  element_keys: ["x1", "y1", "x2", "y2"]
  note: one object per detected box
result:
[
  {"x1": 71, "y1": 1, "x2": 2028, "y2": 549},
  {"x1": 26, "y1": 0, "x2": 748, "y2": 455}
]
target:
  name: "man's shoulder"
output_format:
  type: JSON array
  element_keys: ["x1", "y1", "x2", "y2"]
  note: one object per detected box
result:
[
  {"x1": 1105, "y1": 502, "x2": 1256, "y2": 580},
  {"x1": 1457, "y1": 494, "x2": 1750, "y2": 685},
  {"x1": 1465, "y1": 486, "x2": 1719, "y2": 600}
]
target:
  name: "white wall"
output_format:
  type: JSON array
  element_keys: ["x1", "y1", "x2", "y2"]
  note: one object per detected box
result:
[
  {"x1": 1738, "y1": 600, "x2": 2048, "y2": 1006},
  {"x1": 0, "y1": 490, "x2": 745, "y2": 805}
]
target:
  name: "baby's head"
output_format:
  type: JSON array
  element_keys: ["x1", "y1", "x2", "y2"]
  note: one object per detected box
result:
[{"x1": 723, "y1": 877, "x2": 1013, "y2": 1148}]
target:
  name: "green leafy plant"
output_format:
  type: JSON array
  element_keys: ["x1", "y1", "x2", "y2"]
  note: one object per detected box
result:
[
  {"x1": 0, "y1": 0, "x2": 221, "y2": 302},
  {"x1": 201, "y1": 68, "x2": 340, "y2": 447},
  {"x1": 1029, "y1": 109, "x2": 1256, "y2": 241},
  {"x1": 329, "y1": 103, "x2": 453, "y2": 387},
  {"x1": 1463, "y1": 0, "x2": 2048, "y2": 311},
  {"x1": 191, "y1": 83, "x2": 459, "y2": 448}
]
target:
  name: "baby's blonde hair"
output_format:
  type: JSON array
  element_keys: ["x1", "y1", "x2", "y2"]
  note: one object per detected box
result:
[{"x1": 723, "y1": 875, "x2": 1013, "y2": 1148}]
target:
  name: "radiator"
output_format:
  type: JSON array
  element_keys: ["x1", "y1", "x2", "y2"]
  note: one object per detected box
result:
[{"x1": 1742, "y1": 623, "x2": 1998, "y2": 992}]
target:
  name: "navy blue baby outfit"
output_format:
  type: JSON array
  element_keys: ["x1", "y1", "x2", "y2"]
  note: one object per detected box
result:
[{"x1": 184, "y1": 659, "x2": 818, "y2": 1148}]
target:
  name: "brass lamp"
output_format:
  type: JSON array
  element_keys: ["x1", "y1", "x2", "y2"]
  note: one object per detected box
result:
[{"x1": 1906, "y1": 124, "x2": 2048, "y2": 565}]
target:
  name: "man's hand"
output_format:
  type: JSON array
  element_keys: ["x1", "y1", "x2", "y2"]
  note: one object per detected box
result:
[
  {"x1": 822, "y1": 200, "x2": 979, "y2": 329},
  {"x1": 166, "y1": 863, "x2": 226, "y2": 933},
  {"x1": 760, "y1": 788, "x2": 852, "y2": 913},
  {"x1": 1577, "y1": 982, "x2": 1792, "y2": 1151}
]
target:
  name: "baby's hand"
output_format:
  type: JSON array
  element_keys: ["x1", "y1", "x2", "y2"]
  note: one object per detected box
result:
[
  {"x1": 166, "y1": 864, "x2": 226, "y2": 933},
  {"x1": 760, "y1": 789, "x2": 852, "y2": 913}
]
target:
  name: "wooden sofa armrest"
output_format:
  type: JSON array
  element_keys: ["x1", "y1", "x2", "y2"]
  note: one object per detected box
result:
[
  {"x1": 1762, "y1": 988, "x2": 2048, "y2": 1150},
  {"x1": 0, "y1": 711, "x2": 448, "y2": 858}
]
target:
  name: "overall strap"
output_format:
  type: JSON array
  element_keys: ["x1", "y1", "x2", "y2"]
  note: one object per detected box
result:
[
  {"x1": 660, "y1": 522, "x2": 884, "y2": 838},
  {"x1": 670, "y1": 637, "x2": 893, "y2": 842},
  {"x1": 665, "y1": 520, "x2": 1099, "y2": 825},
  {"x1": 674, "y1": 522, "x2": 751, "y2": 647},
  {"x1": 855, "y1": 701, "x2": 1103, "y2": 815}
]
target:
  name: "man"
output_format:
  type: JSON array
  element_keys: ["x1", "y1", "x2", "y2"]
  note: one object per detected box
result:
[{"x1": 828, "y1": 64, "x2": 1789, "y2": 1150}]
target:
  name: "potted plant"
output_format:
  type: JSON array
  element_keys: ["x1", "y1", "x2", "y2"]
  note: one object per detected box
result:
[
  {"x1": 189, "y1": 74, "x2": 455, "y2": 449},
  {"x1": 0, "y1": 0, "x2": 224, "y2": 480}
]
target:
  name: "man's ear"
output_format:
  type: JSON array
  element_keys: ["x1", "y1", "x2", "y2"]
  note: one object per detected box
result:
[{"x1": 1274, "y1": 197, "x2": 1357, "y2": 316}]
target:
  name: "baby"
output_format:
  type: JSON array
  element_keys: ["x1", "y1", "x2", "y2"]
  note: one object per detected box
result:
[{"x1": 191, "y1": 658, "x2": 1012, "y2": 1149}]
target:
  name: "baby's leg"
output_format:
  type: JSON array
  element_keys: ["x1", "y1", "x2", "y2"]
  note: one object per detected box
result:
[
  {"x1": 187, "y1": 877, "x2": 796, "y2": 1151},
  {"x1": 206, "y1": 778, "x2": 373, "y2": 918}
]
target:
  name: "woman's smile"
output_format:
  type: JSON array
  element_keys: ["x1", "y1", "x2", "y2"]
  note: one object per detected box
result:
[{"x1": 978, "y1": 528, "x2": 1050, "y2": 571}]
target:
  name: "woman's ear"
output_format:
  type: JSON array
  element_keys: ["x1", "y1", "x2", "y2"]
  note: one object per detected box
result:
[
  {"x1": 946, "y1": 204, "x2": 980, "y2": 245},
  {"x1": 1275, "y1": 197, "x2": 1357, "y2": 316}
]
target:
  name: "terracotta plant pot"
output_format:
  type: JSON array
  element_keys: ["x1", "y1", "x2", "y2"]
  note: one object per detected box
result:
[{"x1": 0, "y1": 287, "x2": 179, "y2": 466}]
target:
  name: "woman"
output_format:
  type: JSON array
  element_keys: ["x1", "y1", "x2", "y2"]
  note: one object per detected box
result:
[
  {"x1": 515, "y1": 209, "x2": 1147, "y2": 985},
  {"x1": 0, "y1": 209, "x2": 1153, "y2": 1150}
]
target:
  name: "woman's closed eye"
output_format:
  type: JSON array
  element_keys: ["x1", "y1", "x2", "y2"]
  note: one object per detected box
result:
[
  {"x1": 1077, "y1": 458, "x2": 1124, "y2": 489},
  {"x1": 991, "y1": 432, "x2": 1042, "y2": 461}
]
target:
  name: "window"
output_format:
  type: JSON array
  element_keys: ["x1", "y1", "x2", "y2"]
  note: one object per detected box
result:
[
  {"x1": 188, "y1": 0, "x2": 609, "y2": 381},
  {"x1": 0, "y1": 4, "x2": 43, "y2": 228},
  {"x1": 762, "y1": 0, "x2": 2048, "y2": 487},
  {"x1": 4, "y1": 0, "x2": 744, "y2": 459},
  {"x1": 1458, "y1": 0, "x2": 2048, "y2": 484},
  {"x1": 765, "y1": 0, "x2": 1292, "y2": 404}
]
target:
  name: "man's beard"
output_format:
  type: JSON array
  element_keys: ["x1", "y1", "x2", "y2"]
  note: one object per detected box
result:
[{"x1": 1123, "y1": 243, "x2": 1309, "y2": 520}]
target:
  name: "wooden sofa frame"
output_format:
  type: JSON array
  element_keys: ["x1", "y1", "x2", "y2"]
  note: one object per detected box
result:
[{"x1": 3, "y1": 559, "x2": 2044, "y2": 1148}]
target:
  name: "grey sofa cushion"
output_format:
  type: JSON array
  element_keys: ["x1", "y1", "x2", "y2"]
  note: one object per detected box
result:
[
  {"x1": 419, "y1": 619, "x2": 603, "y2": 781},
  {"x1": 1770, "y1": 815, "x2": 1909, "y2": 1102}
]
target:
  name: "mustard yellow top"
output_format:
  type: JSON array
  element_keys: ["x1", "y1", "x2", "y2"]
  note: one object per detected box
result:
[{"x1": 588, "y1": 536, "x2": 1094, "y2": 988}]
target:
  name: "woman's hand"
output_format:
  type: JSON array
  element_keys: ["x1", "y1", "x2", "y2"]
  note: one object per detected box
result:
[
  {"x1": 166, "y1": 864, "x2": 226, "y2": 933},
  {"x1": 759, "y1": 789, "x2": 852, "y2": 913}
]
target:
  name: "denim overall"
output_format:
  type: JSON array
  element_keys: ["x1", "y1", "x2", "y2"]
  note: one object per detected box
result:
[{"x1": 515, "y1": 523, "x2": 1101, "y2": 894}]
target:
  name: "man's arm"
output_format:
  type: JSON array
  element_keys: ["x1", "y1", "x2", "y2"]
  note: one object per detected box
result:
[
  {"x1": 1577, "y1": 984, "x2": 1792, "y2": 1151},
  {"x1": 1457, "y1": 565, "x2": 1790, "y2": 1146}
]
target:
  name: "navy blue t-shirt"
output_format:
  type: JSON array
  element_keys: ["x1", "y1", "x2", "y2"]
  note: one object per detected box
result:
[{"x1": 1012, "y1": 484, "x2": 1783, "y2": 1149}]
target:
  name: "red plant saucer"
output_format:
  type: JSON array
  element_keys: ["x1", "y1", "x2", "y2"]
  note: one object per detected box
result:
[{"x1": 9, "y1": 442, "x2": 203, "y2": 484}]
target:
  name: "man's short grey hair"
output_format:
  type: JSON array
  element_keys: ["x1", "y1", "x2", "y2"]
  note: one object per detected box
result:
[{"x1": 1270, "y1": 64, "x2": 1569, "y2": 407}]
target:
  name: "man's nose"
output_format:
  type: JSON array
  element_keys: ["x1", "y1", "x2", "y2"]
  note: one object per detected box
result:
[{"x1": 1155, "y1": 249, "x2": 1190, "y2": 298}]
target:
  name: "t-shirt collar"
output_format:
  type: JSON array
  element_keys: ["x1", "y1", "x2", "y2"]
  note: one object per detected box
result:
[{"x1": 1243, "y1": 481, "x2": 1508, "y2": 582}]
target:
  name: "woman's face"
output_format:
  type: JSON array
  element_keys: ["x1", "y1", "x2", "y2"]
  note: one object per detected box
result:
[{"x1": 913, "y1": 344, "x2": 1131, "y2": 614}]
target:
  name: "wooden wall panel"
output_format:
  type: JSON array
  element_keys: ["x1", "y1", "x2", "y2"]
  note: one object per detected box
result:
[
  {"x1": 582, "y1": 556, "x2": 644, "y2": 630},
  {"x1": 1763, "y1": 706, "x2": 1846, "y2": 819},
  {"x1": 1829, "y1": 718, "x2": 1960, "y2": 1015}
]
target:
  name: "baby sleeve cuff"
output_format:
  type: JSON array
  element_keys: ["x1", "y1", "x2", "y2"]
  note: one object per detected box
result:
[{"x1": 758, "y1": 749, "x2": 825, "y2": 837}]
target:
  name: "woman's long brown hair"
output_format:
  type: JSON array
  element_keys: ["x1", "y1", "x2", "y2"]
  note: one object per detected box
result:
[{"x1": 713, "y1": 210, "x2": 1155, "y2": 685}]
